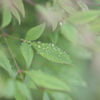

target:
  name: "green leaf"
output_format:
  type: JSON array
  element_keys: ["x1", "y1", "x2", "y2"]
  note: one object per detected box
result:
[
  {"x1": 49, "y1": 91, "x2": 72, "y2": 100},
  {"x1": 16, "y1": 81, "x2": 32, "y2": 100},
  {"x1": 31, "y1": 42, "x2": 73, "y2": 65},
  {"x1": 25, "y1": 75, "x2": 37, "y2": 89},
  {"x1": 61, "y1": 23, "x2": 78, "y2": 44},
  {"x1": 77, "y1": 0, "x2": 88, "y2": 11},
  {"x1": 25, "y1": 23, "x2": 46, "y2": 41},
  {"x1": 12, "y1": 0, "x2": 25, "y2": 18},
  {"x1": 52, "y1": 20, "x2": 58, "y2": 31},
  {"x1": 43, "y1": 91, "x2": 50, "y2": 100},
  {"x1": 9, "y1": 6, "x2": 21, "y2": 25},
  {"x1": 62, "y1": 5, "x2": 76, "y2": 14},
  {"x1": 49, "y1": 31, "x2": 59, "y2": 44},
  {"x1": 1, "y1": 7, "x2": 12, "y2": 28},
  {"x1": 58, "y1": 0, "x2": 76, "y2": 14},
  {"x1": 21, "y1": 42, "x2": 34, "y2": 69},
  {"x1": 0, "y1": 51, "x2": 12, "y2": 75},
  {"x1": 68, "y1": 10, "x2": 100, "y2": 24},
  {"x1": 14, "y1": 90, "x2": 26, "y2": 100},
  {"x1": 3, "y1": 80, "x2": 15, "y2": 98},
  {"x1": 24, "y1": 70, "x2": 71, "y2": 92}
]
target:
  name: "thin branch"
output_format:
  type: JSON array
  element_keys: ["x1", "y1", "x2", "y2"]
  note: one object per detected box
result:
[
  {"x1": 3, "y1": 36, "x2": 24, "y2": 82},
  {"x1": 6, "y1": 34, "x2": 24, "y2": 41},
  {"x1": 25, "y1": 0, "x2": 35, "y2": 6},
  {"x1": 73, "y1": 0, "x2": 99, "y2": 6}
]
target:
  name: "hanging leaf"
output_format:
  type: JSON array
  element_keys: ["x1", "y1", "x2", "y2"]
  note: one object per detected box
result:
[
  {"x1": 68, "y1": 10, "x2": 100, "y2": 24},
  {"x1": 9, "y1": 6, "x2": 21, "y2": 25},
  {"x1": 16, "y1": 81, "x2": 32, "y2": 100},
  {"x1": 31, "y1": 42, "x2": 73, "y2": 65},
  {"x1": 24, "y1": 70, "x2": 71, "y2": 92},
  {"x1": 0, "y1": 51, "x2": 12, "y2": 75},
  {"x1": 43, "y1": 91, "x2": 50, "y2": 100},
  {"x1": 49, "y1": 91, "x2": 72, "y2": 100},
  {"x1": 52, "y1": 20, "x2": 58, "y2": 31},
  {"x1": 61, "y1": 23, "x2": 78, "y2": 44},
  {"x1": 12, "y1": 0, "x2": 25, "y2": 18},
  {"x1": 49, "y1": 31, "x2": 59, "y2": 44},
  {"x1": 21, "y1": 42, "x2": 34, "y2": 69},
  {"x1": 77, "y1": 0, "x2": 88, "y2": 11},
  {"x1": 1, "y1": 8, "x2": 12, "y2": 28},
  {"x1": 58, "y1": 0, "x2": 76, "y2": 14},
  {"x1": 25, "y1": 23, "x2": 46, "y2": 41}
]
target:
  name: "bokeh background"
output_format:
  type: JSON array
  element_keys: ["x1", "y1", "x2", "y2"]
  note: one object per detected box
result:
[{"x1": 0, "y1": 0, "x2": 100, "y2": 100}]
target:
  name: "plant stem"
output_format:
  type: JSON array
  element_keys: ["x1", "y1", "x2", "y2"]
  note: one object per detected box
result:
[
  {"x1": 73, "y1": 0, "x2": 99, "y2": 6},
  {"x1": 25, "y1": 0, "x2": 35, "y2": 6},
  {"x1": 6, "y1": 34, "x2": 24, "y2": 41},
  {"x1": 3, "y1": 36, "x2": 24, "y2": 82}
]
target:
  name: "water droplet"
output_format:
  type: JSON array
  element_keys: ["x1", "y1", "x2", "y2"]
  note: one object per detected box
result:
[
  {"x1": 38, "y1": 45, "x2": 41, "y2": 48},
  {"x1": 60, "y1": 22, "x2": 62, "y2": 25},
  {"x1": 58, "y1": 48, "x2": 60, "y2": 51},
  {"x1": 68, "y1": 55, "x2": 69, "y2": 57},
  {"x1": 21, "y1": 39, "x2": 24, "y2": 41},
  {"x1": 53, "y1": 47, "x2": 55, "y2": 49},
  {"x1": 60, "y1": 53, "x2": 62, "y2": 54},
  {"x1": 49, "y1": 43, "x2": 51, "y2": 46},
  {"x1": 10, "y1": 65, "x2": 12, "y2": 68},
  {"x1": 37, "y1": 52, "x2": 39, "y2": 54},
  {"x1": 46, "y1": 50, "x2": 48, "y2": 52},
  {"x1": 38, "y1": 41, "x2": 41, "y2": 43},
  {"x1": 52, "y1": 44, "x2": 54, "y2": 46},
  {"x1": 29, "y1": 44, "x2": 32, "y2": 46}
]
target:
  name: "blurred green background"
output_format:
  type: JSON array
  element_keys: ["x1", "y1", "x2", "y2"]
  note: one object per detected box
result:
[{"x1": 0, "y1": 0, "x2": 100, "y2": 100}]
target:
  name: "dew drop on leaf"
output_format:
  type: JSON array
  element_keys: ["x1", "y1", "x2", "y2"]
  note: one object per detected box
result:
[{"x1": 60, "y1": 22, "x2": 62, "y2": 25}]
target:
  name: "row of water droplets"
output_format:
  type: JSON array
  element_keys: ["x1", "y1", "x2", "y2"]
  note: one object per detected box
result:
[
  {"x1": 20, "y1": 40, "x2": 70, "y2": 63},
  {"x1": 36, "y1": 41, "x2": 70, "y2": 59}
]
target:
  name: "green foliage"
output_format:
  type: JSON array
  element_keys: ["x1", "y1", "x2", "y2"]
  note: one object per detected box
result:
[
  {"x1": 1, "y1": 7, "x2": 12, "y2": 28},
  {"x1": 68, "y1": 10, "x2": 100, "y2": 24},
  {"x1": 43, "y1": 92, "x2": 50, "y2": 100},
  {"x1": 32, "y1": 42, "x2": 73, "y2": 65},
  {"x1": 12, "y1": 0, "x2": 25, "y2": 18},
  {"x1": 9, "y1": 6, "x2": 21, "y2": 25},
  {"x1": 21, "y1": 42, "x2": 34, "y2": 69},
  {"x1": 0, "y1": 0, "x2": 100, "y2": 100},
  {"x1": 25, "y1": 23, "x2": 46, "y2": 41},
  {"x1": 24, "y1": 70, "x2": 71, "y2": 92},
  {"x1": 0, "y1": 51, "x2": 12, "y2": 76}
]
